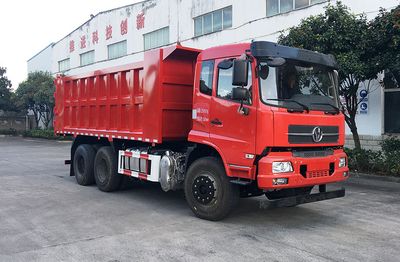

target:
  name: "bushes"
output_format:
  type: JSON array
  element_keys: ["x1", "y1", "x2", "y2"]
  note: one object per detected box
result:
[
  {"x1": 345, "y1": 136, "x2": 400, "y2": 176},
  {"x1": 23, "y1": 128, "x2": 71, "y2": 140},
  {"x1": 1, "y1": 128, "x2": 71, "y2": 140},
  {"x1": 23, "y1": 129, "x2": 56, "y2": 139},
  {"x1": 0, "y1": 128, "x2": 20, "y2": 135},
  {"x1": 380, "y1": 137, "x2": 400, "y2": 175},
  {"x1": 345, "y1": 148, "x2": 384, "y2": 173}
]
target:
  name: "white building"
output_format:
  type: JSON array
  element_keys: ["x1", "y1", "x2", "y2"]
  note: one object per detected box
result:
[{"x1": 27, "y1": 0, "x2": 400, "y2": 149}]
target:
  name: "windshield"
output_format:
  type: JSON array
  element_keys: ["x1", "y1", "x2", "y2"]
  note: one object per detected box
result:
[{"x1": 258, "y1": 60, "x2": 339, "y2": 112}]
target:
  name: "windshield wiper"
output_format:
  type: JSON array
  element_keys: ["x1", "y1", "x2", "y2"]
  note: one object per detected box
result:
[
  {"x1": 267, "y1": 98, "x2": 310, "y2": 113},
  {"x1": 311, "y1": 102, "x2": 340, "y2": 114}
]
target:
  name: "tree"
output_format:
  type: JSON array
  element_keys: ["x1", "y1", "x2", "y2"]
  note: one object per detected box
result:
[
  {"x1": 278, "y1": 2, "x2": 380, "y2": 150},
  {"x1": 369, "y1": 5, "x2": 400, "y2": 89},
  {"x1": 35, "y1": 75, "x2": 55, "y2": 128},
  {"x1": 16, "y1": 71, "x2": 55, "y2": 128},
  {"x1": 0, "y1": 67, "x2": 14, "y2": 112}
]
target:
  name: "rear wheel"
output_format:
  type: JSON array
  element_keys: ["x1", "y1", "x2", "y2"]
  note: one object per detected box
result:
[
  {"x1": 94, "y1": 146, "x2": 122, "y2": 192},
  {"x1": 184, "y1": 157, "x2": 239, "y2": 221},
  {"x1": 73, "y1": 144, "x2": 95, "y2": 186}
]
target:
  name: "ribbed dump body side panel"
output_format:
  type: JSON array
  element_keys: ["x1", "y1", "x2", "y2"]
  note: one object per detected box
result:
[{"x1": 54, "y1": 45, "x2": 201, "y2": 143}]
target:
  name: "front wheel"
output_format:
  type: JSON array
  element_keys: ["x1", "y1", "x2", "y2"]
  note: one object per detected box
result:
[{"x1": 184, "y1": 157, "x2": 239, "y2": 221}]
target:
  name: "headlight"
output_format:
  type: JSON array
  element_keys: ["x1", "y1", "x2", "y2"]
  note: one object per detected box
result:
[
  {"x1": 339, "y1": 157, "x2": 346, "y2": 168},
  {"x1": 272, "y1": 161, "x2": 293, "y2": 173}
]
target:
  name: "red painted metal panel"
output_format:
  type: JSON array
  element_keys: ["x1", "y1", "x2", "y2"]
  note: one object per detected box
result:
[
  {"x1": 257, "y1": 150, "x2": 349, "y2": 190},
  {"x1": 54, "y1": 45, "x2": 201, "y2": 143}
]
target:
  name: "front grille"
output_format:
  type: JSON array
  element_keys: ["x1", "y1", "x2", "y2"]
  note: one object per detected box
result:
[
  {"x1": 293, "y1": 148, "x2": 334, "y2": 158},
  {"x1": 288, "y1": 125, "x2": 339, "y2": 144},
  {"x1": 300, "y1": 162, "x2": 335, "y2": 178},
  {"x1": 307, "y1": 170, "x2": 330, "y2": 178}
]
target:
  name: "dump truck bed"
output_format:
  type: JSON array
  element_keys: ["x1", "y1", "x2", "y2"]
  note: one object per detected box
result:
[{"x1": 54, "y1": 45, "x2": 200, "y2": 143}]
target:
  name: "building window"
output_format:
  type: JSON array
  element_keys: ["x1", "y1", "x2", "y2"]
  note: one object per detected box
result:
[
  {"x1": 384, "y1": 70, "x2": 400, "y2": 133},
  {"x1": 58, "y1": 58, "x2": 70, "y2": 72},
  {"x1": 295, "y1": 0, "x2": 309, "y2": 8},
  {"x1": 199, "y1": 60, "x2": 214, "y2": 96},
  {"x1": 311, "y1": 0, "x2": 325, "y2": 4},
  {"x1": 281, "y1": 0, "x2": 293, "y2": 13},
  {"x1": 385, "y1": 90, "x2": 400, "y2": 133},
  {"x1": 267, "y1": 0, "x2": 326, "y2": 17},
  {"x1": 383, "y1": 70, "x2": 400, "y2": 90},
  {"x1": 108, "y1": 40, "x2": 127, "y2": 59},
  {"x1": 194, "y1": 6, "x2": 232, "y2": 37},
  {"x1": 80, "y1": 50, "x2": 95, "y2": 66},
  {"x1": 143, "y1": 27, "x2": 169, "y2": 50}
]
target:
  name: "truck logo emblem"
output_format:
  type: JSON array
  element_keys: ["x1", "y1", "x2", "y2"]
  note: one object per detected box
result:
[{"x1": 312, "y1": 127, "x2": 323, "y2": 142}]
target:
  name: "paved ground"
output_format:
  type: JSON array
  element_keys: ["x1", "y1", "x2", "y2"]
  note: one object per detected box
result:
[{"x1": 0, "y1": 136, "x2": 400, "y2": 262}]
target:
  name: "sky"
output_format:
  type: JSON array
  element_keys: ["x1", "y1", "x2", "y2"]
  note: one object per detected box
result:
[{"x1": 0, "y1": 0, "x2": 141, "y2": 90}]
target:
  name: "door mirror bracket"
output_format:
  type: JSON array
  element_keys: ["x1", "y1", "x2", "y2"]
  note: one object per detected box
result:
[
  {"x1": 232, "y1": 87, "x2": 250, "y2": 116},
  {"x1": 237, "y1": 102, "x2": 249, "y2": 116}
]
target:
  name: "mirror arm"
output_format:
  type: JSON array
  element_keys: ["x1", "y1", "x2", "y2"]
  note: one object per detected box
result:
[{"x1": 237, "y1": 98, "x2": 249, "y2": 116}]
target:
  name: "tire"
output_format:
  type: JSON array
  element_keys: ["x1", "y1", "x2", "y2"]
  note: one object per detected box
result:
[
  {"x1": 73, "y1": 144, "x2": 95, "y2": 186},
  {"x1": 184, "y1": 157, "x2": 239, "y2": 221},
  {"x1": 94, "y1": 146, "x2": 122, "y2": 192}
]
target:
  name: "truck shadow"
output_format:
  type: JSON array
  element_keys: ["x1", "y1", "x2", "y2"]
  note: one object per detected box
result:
[{"x1": 89, "y1": 178, "x2": 346, "y2": 227}]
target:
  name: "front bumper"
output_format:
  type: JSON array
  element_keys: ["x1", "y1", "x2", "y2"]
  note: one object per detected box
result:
[
  {"x1": 260, "y1": 188, "x2": 345, "y2": 208},
  {"x1": 257, "y1": 149, "x2": 349, "y2": 190}
]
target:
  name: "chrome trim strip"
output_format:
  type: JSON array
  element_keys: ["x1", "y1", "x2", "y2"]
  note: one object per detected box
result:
[
  {"x1": 228, "y1": 164, "x2": 251, "y2": 169},
  {"x1": 288, "y1": 133, "x2": 339, "y2": 136}
]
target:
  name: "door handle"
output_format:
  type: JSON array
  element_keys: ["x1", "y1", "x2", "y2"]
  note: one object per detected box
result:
[{"x1": 210, "y1": 118, "x2": 223, "y2": 126}]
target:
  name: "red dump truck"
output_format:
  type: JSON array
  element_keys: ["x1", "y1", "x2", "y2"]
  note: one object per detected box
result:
[{"x1": 54, "y1": 41, "x2": 349, "y2": 220}]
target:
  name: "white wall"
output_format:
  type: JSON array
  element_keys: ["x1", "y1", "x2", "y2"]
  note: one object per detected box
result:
[
  {"x1": 30, "y1": 0, "x2": 399, "y2": 76},
  {"x1": 28, "y1": 0, "x2": 399, "y2": 135},
  {"x1": 344, "y1": 80, "x2": 384, "y2": 136},
  {"x1": 27, "y1": 43, "x2": 53, "y2": 73}
]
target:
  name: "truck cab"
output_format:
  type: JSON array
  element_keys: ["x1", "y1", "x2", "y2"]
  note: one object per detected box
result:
[{"x1": 189, "y1": 41, "x2": 348, "y2": 195}]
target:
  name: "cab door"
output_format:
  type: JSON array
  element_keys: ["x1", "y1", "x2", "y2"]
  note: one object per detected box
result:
[{"x1": 209, "y1": 58, "x2": 257, "y2": 178}]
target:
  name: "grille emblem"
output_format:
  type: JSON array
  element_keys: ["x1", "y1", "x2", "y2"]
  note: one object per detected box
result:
[{"x1": 312, "y1": 127, "x2": 324, "y2": 142}]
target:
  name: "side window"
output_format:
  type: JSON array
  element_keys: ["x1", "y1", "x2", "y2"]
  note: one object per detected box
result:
[
  {"x1": 199, "y1": 60, "x2": 214, "y2": 96},
  {"x1": 217, "y1": 62, "x2": 252, "y2": 103}
]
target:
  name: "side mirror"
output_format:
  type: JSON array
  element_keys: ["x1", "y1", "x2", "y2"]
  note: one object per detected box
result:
[
  {"x1": 232, "y1": 59, "x2": 248, "y2": 86},
  {"x1": 232, "y1": 87, "x2": 249, "y2": 101},
  {"x1": 200, "y1": 80, "x2": 211, "y2": 95},
  {"x1": 217, "y1": 59, "x2": 233, "y2": 70},
  {"x1": 258, "y1": 64, "x2": 269, "y2": 80}
]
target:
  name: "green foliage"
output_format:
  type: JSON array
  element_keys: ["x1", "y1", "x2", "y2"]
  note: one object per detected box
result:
[
  {"x1": 0, "y1": 127, "x2": 71, "y2": 140},
  {"x1": 0, "y1": 128, "x2": 19, "y2": 136},
  {"x1": 278, "y1": 2, "x2": 381, "y2": 150},
  {"x1": 345, "y1": 136, "x2": 400, "y2": 176},
  {"x1": 0, "y1": 67, "x2": 17, "y2": 112},
  {"x1": 369, "y1": 5, "x2": 400, "y2": 88},
  {"x1": 16, "y1": 71, "x2": 55, "y2": 128},
  {"x1": 345, "y1": 148, "x2": 384, "y2": 173},
  {"x1": 380, "y1": 137, "x2": 400, "y2": 175},
  {"x1": 22, "y1": 128, "x2": 71, "y2": 140},
  {"x1": 278, "y1": 2, "x2": 376, "y2": 80}
]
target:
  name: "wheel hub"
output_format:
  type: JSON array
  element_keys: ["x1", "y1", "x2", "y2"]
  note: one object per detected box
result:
[
  {"x1": 97, "y1": 158, "x2": 108, "y2": 183},
  {"x1": 192, "y1": 175, "x2": 216, "y2": 205},
  {"x1": 77, "y1": 156, "x2": 85, "y2": 174}
]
